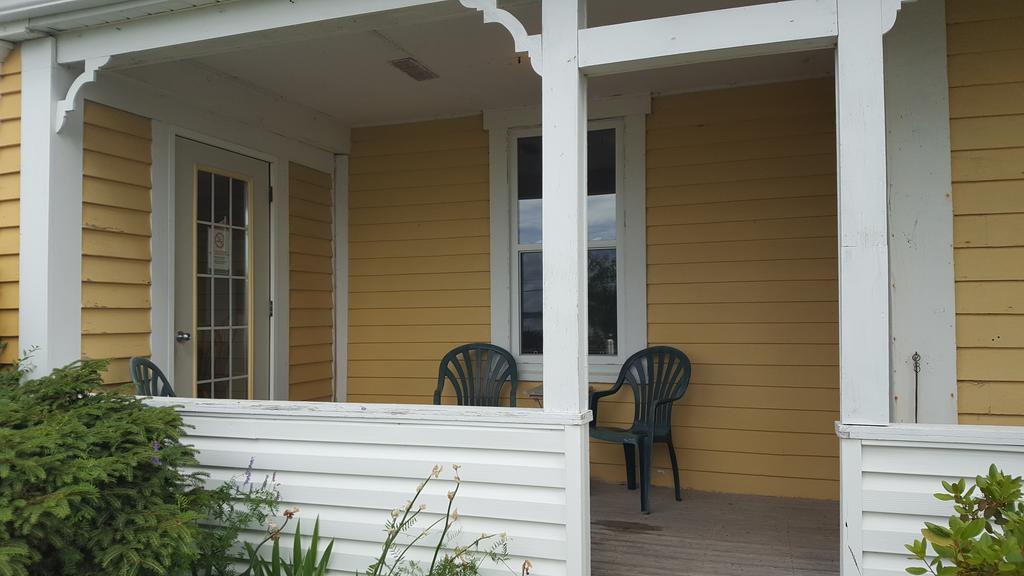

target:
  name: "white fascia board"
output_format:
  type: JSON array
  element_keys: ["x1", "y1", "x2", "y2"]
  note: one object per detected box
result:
[
  {"x1": 56, "y1": 0, "x2": 445, "y2": 63},
  {"x1": 578, "y1": 0, "x2": 839, "y2": 77}
]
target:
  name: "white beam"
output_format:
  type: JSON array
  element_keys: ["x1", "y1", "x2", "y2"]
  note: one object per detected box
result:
[
  {"x1": 884, "y1": 0, "x2": 956, "y2": 424},
  {"x1": 19, "y1": 36, "x2": 83, "y2": 374},
  {"x1": 578, "y1": 0, "x2": 838, "y2": 76},
  {"x1": 55, "y1": 0, "x2": 445, "y2": 64},
  {"x1": 836, "y1": 0, "x2": 891, "y2": 425}
]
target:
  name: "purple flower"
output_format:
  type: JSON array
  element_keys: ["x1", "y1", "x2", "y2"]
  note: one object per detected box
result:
[
  {"x1": 244, "y1": 456, "x2": 255, "y2": 486},
  {"x1": 151, "y1": 456, "x2": 162, "y2": 466}
]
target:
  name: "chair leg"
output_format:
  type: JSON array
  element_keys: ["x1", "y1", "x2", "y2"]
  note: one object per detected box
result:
[
  {"x1": 666, "y1": 437, "x2": 682, "y2": 502},
  {"x1": 623, "y1": 443, "x2": 637, "y2": 490},
  {"x1": 639, "y1": 436, "x2": 653, "y2": 514}
]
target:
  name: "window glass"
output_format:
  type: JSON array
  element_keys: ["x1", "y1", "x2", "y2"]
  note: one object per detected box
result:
[{"x1": 515, "y1": 127, "x2": 619, "y2": 357}]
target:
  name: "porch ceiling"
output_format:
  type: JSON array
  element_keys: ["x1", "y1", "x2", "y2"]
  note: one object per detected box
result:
[{"x1": 110, "y1": 0, "x2": 833, "y2": 128}]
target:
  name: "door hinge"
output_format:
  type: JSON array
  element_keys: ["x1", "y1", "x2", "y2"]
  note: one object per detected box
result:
[
  {"x1": 269, "y1": 300, "x2": 274, "y2": 317},
  {"x1": 269, "y1": 186, "x2": 274, "y2": 203}
]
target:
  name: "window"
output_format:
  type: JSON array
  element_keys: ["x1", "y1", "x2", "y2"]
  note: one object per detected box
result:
[
  {"x1": 487, "y1": 101, "x2": 647, "y2": 383},
  {"x1": 513, "y1": 127, "x2": 620, "y2": 357}
]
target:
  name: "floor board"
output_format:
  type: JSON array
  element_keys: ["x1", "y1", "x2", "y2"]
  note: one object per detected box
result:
[{"x1": 591, "y1": 480, "x2": 840, "y2": 576}]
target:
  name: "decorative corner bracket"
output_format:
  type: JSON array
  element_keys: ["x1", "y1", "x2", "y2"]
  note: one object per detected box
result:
[
  {"x1": 459, "y1": 0, "x2": 542, "y2": 75},
  {"x1": 882, "y1": 0, "x2": 914, "y2": 34},
  {"x1": 56, "y1": 55, "x2": 111, "y2": 133}
]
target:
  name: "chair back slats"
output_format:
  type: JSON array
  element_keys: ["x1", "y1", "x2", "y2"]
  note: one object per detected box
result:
[
  {"x1": 435, "y1": 344, "x2": 518, "y2": 407},
  {"x1": 620, "y1": 346, "x2": 691, "y2": 435},
  {"x1": 129, "y1": 356, "x2": 175, "y2": 397}
]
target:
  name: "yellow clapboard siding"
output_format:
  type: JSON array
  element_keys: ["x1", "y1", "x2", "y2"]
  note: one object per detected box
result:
[
  {"x1": 647, "y1": 280, "x2": 838, "y2": 304},
  {"x1": 952, "y1": 148, "x2": 1024, "y2": 182},
  {"x1": 83, "y1": 123, "x2": 152, "y2": 163},
  {"x1": 82, "y1": 228, "x2": 150, "y2": 260},
  {"x1": 947, "y1": 0, "x2": 1024, "y2": 24},
  {"x1": 949, "y1": 83, "x2": 1024, "y2": 119},
  {"x1": 349, "y1": 289, "x2": 489, "y2": 310},
  {"x1": 646, "y1": 174, "x2": 835, "y2": 208},
  {"x1": 83, "y1": 177, "x2": 151, "y2": 212},
  {"x1": 629, "y1": 79, "x2": 840, "y2": 498},
  {"x1": 947, "y1": 49, "x2": 1024, "y2": 87},
  {"x1": 289, "y1": 162, "x2": 334, "y2": 401},
  {"x1": 959, "y1": 414, "x2": 1024, "y2": 426},
  {"x1": 83, "y1": 101, "x2": 151, "y2": 139},
  {"x1": 953, "y1": 180, "x2": 1024, "y2": 214},
  {"x1": 81, "y1": 102, "x2": 152, "y2": 370},
  {"x1": 82, "y1": 308, "x2": 151, "y2": 334},
  {"x1": 955, "y1": 281, "x2": 1024, "y2": 314},
  {"x1": 946, "y1": 17, "x2": 1024, "y2": 55},
  {"x1": 954, "y1": 214, "x2": 1024, "y2": 247},
  {"x1": 957, "y1": 348, "x2": 1024, "y2": 382},
  {"x1": 350, "y1": 272, "x2": 489, "y2": 293},
  {"x1": 349, "y1": 183, "x2": 487, "y2": 209},
  {"x1": 291, "y1": 326, "x2": 333, "y2": 347},
  {"x1": 589, "y1": 463, "x2": 838, "y2": 500},
  {"x1": 959, "y1": 381, "x2": 1024, "y2": 415},
  {"x1": 0, "y1": 47, "x2": 19, "y2": 363},
  {"x1": 83, "y1": 202, "x2": 151, "y2": 236},
  {"x1": 951, "y1": 115, "x2": 1024, "y2": 151},
  {"x1": 83, "y1": 150, "x2": 152, "y2": 188},
  {"x1": 954, "y1": 247, "x2": 1024, "y2": 280},
  {"x1": 82, "y1": 333, "x2": 150, "y2": 359},
  {"x1": 82, "y1": 282, "x2": 151, "y2": 309},
  {"x1": 346, "y1": 116, "x2": 491, "y2": 403}
]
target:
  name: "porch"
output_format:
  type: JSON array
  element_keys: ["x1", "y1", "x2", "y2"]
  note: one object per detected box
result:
[
  {"x1": 4, "y1": 0, "x2": 962, "y2": 574},
  {"x1": 590, "y1": 481, "x2": 839, "y2": 576}
]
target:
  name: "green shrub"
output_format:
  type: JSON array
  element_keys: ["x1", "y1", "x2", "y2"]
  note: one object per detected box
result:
[
  {"x1": 0, "y1": 359, "x2": 206, "y2": 576},
  {"x1": 906, "y1": 464, "x2": 1024, "y2": 576}
]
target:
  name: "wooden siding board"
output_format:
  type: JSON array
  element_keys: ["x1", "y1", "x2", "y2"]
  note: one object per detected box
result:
[
  {"x1": 634, "y1": 79, "x2": 840, "y2": 498},
  {"x1": 0, "y1": 47, "x2": 19, "y2": 363},
  {"x1": 81, "y1": 101, "x2": 152, "y2": 385},
  {"x1": 288, "y1": 162, "x2": 334, "y2": 401}
]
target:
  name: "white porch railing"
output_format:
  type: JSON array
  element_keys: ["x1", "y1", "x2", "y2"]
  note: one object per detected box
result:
[
  {"x1": 146, "y1": 398, "x2": 590, "y2": 576},
  {"x1": 838, "y1": 423, "x2": 1024, "y2": 576}
]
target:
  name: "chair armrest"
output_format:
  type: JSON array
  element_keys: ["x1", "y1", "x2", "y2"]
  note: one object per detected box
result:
[{"x1": 589, "y1": 380, "x2": 626, "y2": 426}]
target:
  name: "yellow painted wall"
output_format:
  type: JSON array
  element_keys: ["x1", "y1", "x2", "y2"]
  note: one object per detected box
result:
[
  {"x1": 289, "y1": 162, "x2": 336, "y2": 401},
  {"x1": 345, "y1": 85, "x2": 839, "y2": 498},
  {"x1": 347, "y1": 116, "x2": 490, "y2": 403},
  {"x1": 0, "y1": 48, "x2": 19, "y2": 364},
  {"x1": 81, "y1": 101, "x2": 153, "y2": 386},
  {"x1": 589, "y1": 78, "x2": 840, "y2": 499},
  {"x1": 948, "y1": 0, "x2": 1024, "y2": 424}
]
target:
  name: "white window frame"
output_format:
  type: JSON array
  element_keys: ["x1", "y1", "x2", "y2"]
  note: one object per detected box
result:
[{"x1": 485, "y1": 95, "x2": 649, "y2": 383}]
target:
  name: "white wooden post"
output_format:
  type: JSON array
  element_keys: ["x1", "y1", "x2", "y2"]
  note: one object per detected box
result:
[
  {"x1": 541, "y1": 0, "x2": 588, "y2": 416},
  {"x1": 835, "y1": 0, "x2": 891, "y2": 426},
  {"x1": 19, "y1": 37, "x2": 83, "y2": 374},
  {"x1": 541, "y1": 1, "x2": 591, "y2": 574}
]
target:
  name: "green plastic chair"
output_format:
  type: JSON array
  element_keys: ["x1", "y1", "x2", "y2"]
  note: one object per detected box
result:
[
  {"x1": 434, "y1": 343, "x2": 518, "y2": 407},
  {"x1": 590, "y1": 346, "x2": 692, "y2": 513},
  {"x1": 129, "y1": 356, "x2": 175, "y2": 397}
]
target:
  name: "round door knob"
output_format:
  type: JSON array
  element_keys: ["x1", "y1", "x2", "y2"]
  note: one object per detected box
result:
[{"x1": 175, "y1": 330, "x2": 192, "y2": 343}]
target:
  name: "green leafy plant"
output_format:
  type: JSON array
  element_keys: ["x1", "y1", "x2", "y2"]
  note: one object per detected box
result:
[
  {"x1": 366, "y1": 465, "x2": 527, "y2": 576},
  {"x1": 0, "y1": 358, "x2": 206, "y2": 576},
  {"x1": 244, "y1": 516, "x2": 334, "y2": 576},
  {"x1": 906, "y1": 464, "x2": 1024, "y2": 576},
  {"x1": 192, "y1": 458, "x2": 282, "y2": 576}
]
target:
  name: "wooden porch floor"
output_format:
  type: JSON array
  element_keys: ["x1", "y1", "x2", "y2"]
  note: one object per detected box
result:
[{"x1": 590, "y1": 480, "x2": 840, "y2": 576}]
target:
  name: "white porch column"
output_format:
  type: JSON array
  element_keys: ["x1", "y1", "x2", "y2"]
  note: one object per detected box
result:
[
  {"x1": 541, "y1": 0, "x2": 588, "y2": 415},
  {"x1": 541, "y1": 1, "x2": 591, "y2": 575},
  {"x1": 884, "y1": 0, "x2": 957, "y2": 424},
  {"x1": 835, "y1": 0, "x2": 891, "y2": 426},
  {"x1": 19, "y1": 37, "x2": 83, "y2": 374}
]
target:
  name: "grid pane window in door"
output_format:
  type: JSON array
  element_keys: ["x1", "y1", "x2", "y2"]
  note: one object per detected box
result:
[{"x1": 195, "y1": 169, "x2": 250, "y2": 400}]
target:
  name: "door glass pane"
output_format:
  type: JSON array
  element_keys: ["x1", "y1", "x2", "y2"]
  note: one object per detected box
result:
[
  {"x1": 517, "y1": 136, "x2": 543, "y2": 245},
  {"x1": 588, "y1": 248, "x2": 617, "y2": 355},
  {"x1": 195, "y1": 170, "x2": 251, "y2": 399},
  {"x1": 520, "y1": 251, "x2": 543, "y2": 355}
]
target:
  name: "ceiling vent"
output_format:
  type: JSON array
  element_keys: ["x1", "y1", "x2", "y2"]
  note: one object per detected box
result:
[{"x1": 389, "y1": 57, "x2": 439, "y2": 81}]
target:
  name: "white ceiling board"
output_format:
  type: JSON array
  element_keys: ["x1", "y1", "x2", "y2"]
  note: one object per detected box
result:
[{"x1": 119, "y1": 1, "x2": 834, "y2": 129}]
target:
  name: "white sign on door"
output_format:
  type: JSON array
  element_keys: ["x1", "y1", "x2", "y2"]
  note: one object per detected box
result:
[{"x1": 209, "y1": 227, "x2": 231, "y2": 274}]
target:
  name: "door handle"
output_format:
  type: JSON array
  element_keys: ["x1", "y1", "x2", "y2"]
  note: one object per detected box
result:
[{"x1": 176, "y1": 330, "x2": 192, "y2": 343}]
